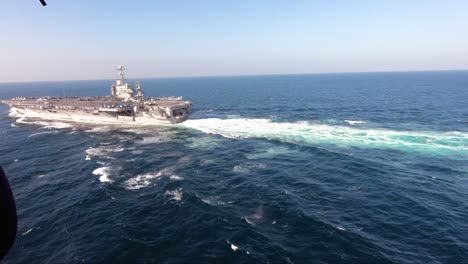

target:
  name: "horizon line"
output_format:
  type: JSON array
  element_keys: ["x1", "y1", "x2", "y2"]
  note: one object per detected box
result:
[{"x1": 1, "y1": 68, "x2": 467, "y2": 84}]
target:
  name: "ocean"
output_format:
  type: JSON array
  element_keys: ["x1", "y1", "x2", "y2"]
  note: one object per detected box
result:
[{"x1": 0, "y1": 71, "x2": 467, "y2": 263}]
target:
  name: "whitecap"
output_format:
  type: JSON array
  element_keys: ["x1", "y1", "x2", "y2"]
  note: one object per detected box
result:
[
  {"x1": 200, "y1": 159, "x2": 216, "y2": 165},
  {"x1": 233, "y1": 165, "x2": 250, "y2": 173},
  {"x1": 244, "y1": 206, "x2": 264, "y2": 225},
  {"x1": 169, "y1": 175, "x2": 184, "y2": 181},
  {"x1": 233, "y1": 163, "x2": 266, "y2": 173},
  {"x1": 92, "y1": 167, "x2": 113, "y2": 183},
  {"x1": 124, "y1": 168, "x2": 181, "y2": 190},
  {"x1": 165, "y1": 188, "x2": 183, "y2": 201},
  {"x1": 244, "y1": 217, "x2": 255, "y2": 226},
  {"x1": 125, "y1": 172, "x2": 163, "y2": 190},
  {"x1": 85, "y1": 146, "x2": 125, "y2": 159},
  {"x1": 86, "y1": 147, "x2": 107, "y2": 157},
  {"x1": 177, "y1": 156, "x2": 191, "y2": 164},
  {"x1": 226, "y1": 240, "x2": 239, "y2": 252},
  {"x1": 22, "y1": 228, "x2": 33, "y2": 236},
  {"x1": 231, "y1": 244, "x2": 239, "y2": 251},
  {"x1": 198, "y1": 195, "x2": 225, "y2": 206},
  {"x1": 112, "y1": 147, "x2": 125, "y2": 152},
  {"x1": 344, "y1": 120, "x2": 367, "y2": 125}
]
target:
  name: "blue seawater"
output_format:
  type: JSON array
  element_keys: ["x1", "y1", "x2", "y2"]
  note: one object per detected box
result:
[{"x1": 0, "y1": 71, "x2": 467, "y2": 263}]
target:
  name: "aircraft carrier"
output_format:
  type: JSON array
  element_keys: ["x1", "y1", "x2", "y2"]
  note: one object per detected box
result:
[{"x1": 1, "y1": 66, "x2": 192, "y2": 125}]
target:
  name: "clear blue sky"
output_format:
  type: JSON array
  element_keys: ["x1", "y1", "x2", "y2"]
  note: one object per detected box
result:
[{"x1": 1, "y1": 0, "x2": 468, "y2": 82}]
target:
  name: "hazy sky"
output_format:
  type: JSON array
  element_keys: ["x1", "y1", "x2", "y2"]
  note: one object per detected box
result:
[{"x1": 1, "y1": 0, "x2": 468, "y2": 82}]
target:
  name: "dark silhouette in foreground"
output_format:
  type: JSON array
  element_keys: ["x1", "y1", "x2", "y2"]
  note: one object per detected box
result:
[{"x1": 0, "y1": 166, "x2": 17, "y2": 260}]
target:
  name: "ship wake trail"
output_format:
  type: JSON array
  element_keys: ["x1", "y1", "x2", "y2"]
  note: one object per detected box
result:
[{"x1": 182, "y1": 118, "x2": 468, "y2": 157}]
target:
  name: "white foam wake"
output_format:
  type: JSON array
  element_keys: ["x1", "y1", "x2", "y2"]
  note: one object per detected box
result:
[
  {"x1": 28, "y1": 131, "x2": 59, "y2": 137},
  {"x1": 16, "y1": 118, "x2": 73, "y2": 129},
  {"x1": 181, "y1": 118, "x2": 468, "y2": 156}
]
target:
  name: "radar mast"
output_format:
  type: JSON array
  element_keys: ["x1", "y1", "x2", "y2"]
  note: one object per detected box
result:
[
  {"x1": 116, "y1": 65, "x2": 127, "y2": 81},
  {"x1": 111, "y1": 65, "x2": 134, "y2": 100}
]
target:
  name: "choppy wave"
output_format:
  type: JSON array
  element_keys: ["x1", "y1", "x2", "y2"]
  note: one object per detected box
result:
[
  {"x1": 226, "y1": 240, "x2": 240, "y2": 252},
  {"x1": 182, "y1": 118, "x2": 468, "y2": 156},
  {"x1": 125, "y1": 173, "x2": 162, "y2": 190},
  {"x1": 4, "y1": 73, "x2": 468, "y2": 263},
  {"x1": 233, "y1": 163, "x2": 267, "y2": 173},
  {"x1": 196, "y1": 194, "x2": 225, "y2": 206},
  {"x1": 185, "y1": 136, "x2": 222, "y2": 150},
  {"x1": 345, "y1": 120, "x2": 367, "y2": 125},
  {"x1": 124, "y1": 168, "x2": 182, "y2": 190},
  {"x1": 165, "y1": 188, "x2": 183, "y2": 201},
  {"x1": 85, "y1": 146, "x2": 125, "y2": 160},
  {"x1": 245, "y1": 146, "x2": 296, "y2": 159},
  {"x1": 92, "y1": 166, "x2": 113, "y2": 183}
]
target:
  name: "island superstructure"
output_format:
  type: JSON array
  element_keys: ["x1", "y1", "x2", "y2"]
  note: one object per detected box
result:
[{"x1": 1, "y1": 66, "x2": 192, "y2": 125}]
